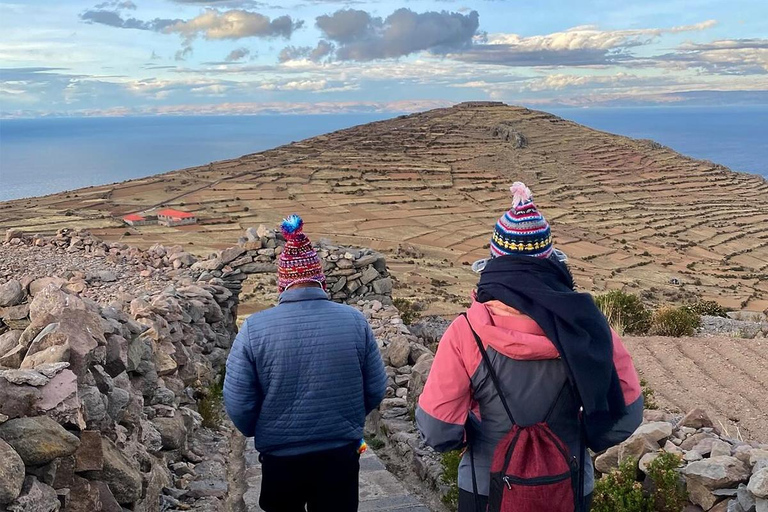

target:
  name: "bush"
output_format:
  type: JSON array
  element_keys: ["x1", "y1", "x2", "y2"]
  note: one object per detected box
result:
[
  {"x1": 646, "y1": 452, "x2": 687, "y2": 512},
  {"x1": 198, "y1": 369, "x2": 225, "y2": 429},
  {"x1": 639, "y1": 379, "x2": 658, "y2": 410},
  {"x1": 393, "y1": 298, "x2": 421, "y2": 325},
  {"x1": 683, "y1": 300, "x2": 727, "y2": 318},
  {"x1": 440, "y1": 450, "x2": 462, "y2": 508},
  {"x1": 651, "y1": 307, "x2": 701, "y2": 337},
  {"x1": 595, "y1": 291, "x2": 652, "y2": 335},
  {"x1": 592, "y1": 457, "x2": 652, "y2": 512}
]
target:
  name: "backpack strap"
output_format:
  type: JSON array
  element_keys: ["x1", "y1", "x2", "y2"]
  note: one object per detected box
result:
[{"x1": 461, "y1": 313, "x2": 515, "y2": 425}]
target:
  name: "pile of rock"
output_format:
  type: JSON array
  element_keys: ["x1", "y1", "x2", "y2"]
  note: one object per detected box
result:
[
  {"x1": 0, "y1": 270, "x2": 240, "y2": 510},
  {"x1": 595, "y1": 408, "x2": 768, "y2": 511},
  {"x1": 357, "y1": 301, "x2": 445, "y2": 492},
  {"x1": 699, "y1": 312, "x2": 768, "y2": 339}
]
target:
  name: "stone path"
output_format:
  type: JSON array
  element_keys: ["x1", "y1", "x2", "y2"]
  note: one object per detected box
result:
[{"x1": 243, "y1": 440, "x2": 432, "y2": 511}]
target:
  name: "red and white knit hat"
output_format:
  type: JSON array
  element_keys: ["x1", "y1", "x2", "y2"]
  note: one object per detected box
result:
[{"x1": 277, "y1": 215, "x2": 326, "y2": 293}]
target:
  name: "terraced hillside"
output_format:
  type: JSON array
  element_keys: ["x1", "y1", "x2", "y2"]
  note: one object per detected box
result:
[{"x1": 1, "y1": 102, "x2": 767, "y2": 315}]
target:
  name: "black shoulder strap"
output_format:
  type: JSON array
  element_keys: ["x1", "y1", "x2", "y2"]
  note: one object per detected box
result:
[{"x1": 461, "y1": 313, "x2": 515, "y2": 425}]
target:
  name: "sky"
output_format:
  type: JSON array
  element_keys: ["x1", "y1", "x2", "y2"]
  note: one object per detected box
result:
[{"x1": 1, "y1": 0, "x2": 767, "y2": 117}]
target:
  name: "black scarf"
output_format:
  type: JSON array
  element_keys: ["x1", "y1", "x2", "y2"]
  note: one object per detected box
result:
[{"x1": 476, "y1": 254, "x2": 626, "y2": 443}]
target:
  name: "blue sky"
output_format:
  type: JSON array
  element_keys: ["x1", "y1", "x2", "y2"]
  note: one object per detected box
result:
[{"x1": 1, "y1": 0, "x2": 766, "y2": 117}]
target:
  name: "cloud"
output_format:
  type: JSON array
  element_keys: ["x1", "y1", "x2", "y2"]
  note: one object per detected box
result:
[
  {"x1": 95, "y1": 0, "x2": 137, "y2": 9},
  {"x1": 656, "y1": 39, "x2": 768, "y2": 75},
  {"x1": 278, "y1": 40, "x2": 334, "y2": 62},
  {"x1": 169, "y1": 0, "x2": 269, "y2": 6},
  {"x1": 163, "y1": 9, "x2": 303, "y2": 41},
  {"x1": 313, "y1": 8, "x2": 479, "y2": 61},
  {"x1": 454, "y1": 20, "x2": 717, "y2": 67},
  {"x1": 225, "y1": 47, "x2": 251, "y2": 61},
  {"x1": 80, "y1": 10, "x2": 180, "y2": 31}
]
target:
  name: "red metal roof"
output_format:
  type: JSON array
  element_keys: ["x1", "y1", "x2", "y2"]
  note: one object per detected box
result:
[
  {"x1": 157, "y1": 209, "x2": 195, "y2": 219},
  {"x1": 123, "y1": 214, "x2": 146, "y2": 221}
]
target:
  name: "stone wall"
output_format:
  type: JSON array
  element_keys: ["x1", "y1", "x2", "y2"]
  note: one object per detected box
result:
[{"x1": 0, "y1": 226, "x2": 393, "y2": 511}]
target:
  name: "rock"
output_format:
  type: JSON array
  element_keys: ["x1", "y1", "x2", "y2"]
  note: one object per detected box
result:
[
  {"x1": 66, "y1": 476, "x2": 101, "y2": 512},
  {"x1": 0, "y1": 416, "x2": 80, "y2": 465},
  {"x1": 758, "y1": 498, "x2": 768, "y2": 512},
  {"x1": 595, "y1": 445, "x2": 620, "y2": 474},
  {"x1": 91, "y1": 481, "x2": 121, "y2": 512},
  {"x1": 373, "y1": 278, "x2": 393, "y2": 295},
  {"x1": 0, "y1": 438, "x2": 25, "y2": 505},
  {"x1": 407, "y1": 355, "x2": 433, "y2": 412},
  {"x1": 634, "y1": 421, "x2": 674, "y2": 443},
  {"x1": 37, "y1": 369, "x2": 81, "y2": 427},
  {"x1": 386, "y1": 337, "x2": 410, "y2": 368},
  {"x1": 100, "y1": 437, "x2": 142, "y2": 504},
  {"x1": 683, "y1": 456, "x2": 751, "y2": 490},
  {"x1": 7, "y1": 476, "x2": 60, "y2": 512},
  {"x1": 4, "y1": 229, "x2": 23, "y2": 243},
  {"x1": 687, "y1": 477, "x2": 720, "y2": 509},
  {"x1": 28, "y1": 277, "x2": 67, "y2": 298},
  {"x1": 751, "y1": 449, "x2": 768, "y2": 467},
  {"x1": 750, "y1": 469, "x2": 768, "y2": 498},
  {"x1": 218, "y1": 246, "x2": 246, "y2": 265},
  {"x1": 0, "y1": 379, "x2": 42, "y2": 419},
  {"x1": 0, "y1": 280, "x2": 25, "y2": 307},
  {"x1": 619, "y1": 434, "x2": 660, "y2": 464},
  {"x1": 79, "y1": 385, "x2": 108, "y2": 428},
  {"x1": 680, "y1": 408, "x2": 715, "y2": 429},
  {"x1": 682, "y1": 432, "x2": 718, "y2": 451},
  {"x1": 0, "y1": 330, "x2": 22, "y2": 358},
  {"x1": 1, "y1": 304, "x2": 30, "y2": 330},
  {"x1": 74, "y1": 431, "x2": 103, "y2": 472},
  {"x1": 738, "y1": 483, "x2": 756, "y2": 511},
  {"x1": 152, "y1": 414, "x2": 187, "y2": 450},
  {"x1": 186, "y1": 479, "x2": 228, "y2": 499},
  {"x1": 0, "y1": 369, "x2": 49, "y2": 386},
  {"x1": 712, "y1": 440, "x2": 734, "y2": 458}
]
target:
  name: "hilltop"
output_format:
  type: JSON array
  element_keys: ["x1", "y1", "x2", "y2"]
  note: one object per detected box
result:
[{"x1": 1, "y1": 102, "x2": 767, "y2": 316}]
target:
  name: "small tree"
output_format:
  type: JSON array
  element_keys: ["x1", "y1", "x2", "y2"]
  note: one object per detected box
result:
[
  {"x1": 595, "y1": 291, "x2": 652, "y2": 335},
  {"x1": 651, "y1": 307, "x2": 701, "y2": 337}
]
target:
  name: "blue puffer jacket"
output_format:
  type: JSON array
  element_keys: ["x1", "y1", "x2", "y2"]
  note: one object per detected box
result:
[{"x1": 223, "y1": 286, "x2": 387, "y2": 456}]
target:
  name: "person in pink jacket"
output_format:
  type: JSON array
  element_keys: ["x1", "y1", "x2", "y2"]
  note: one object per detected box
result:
[{"x1": 416, "y1": 183, "x2": 643, "y2": 511}]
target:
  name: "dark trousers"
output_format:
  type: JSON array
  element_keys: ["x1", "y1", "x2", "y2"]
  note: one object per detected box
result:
[
  {"x1": 457, "y1": 489, "x2": 593, "y2": 512},
  {"x1": 259, "y1": 442, "x2": 360, "y2": 512}
]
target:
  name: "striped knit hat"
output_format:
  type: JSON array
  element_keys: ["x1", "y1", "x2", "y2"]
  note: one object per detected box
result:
[
  {"x1": 278, "y1": 215, "x2": 326, "y2": 293},
  {"x1": 490, "y1": 182, "x2": 554, "y2": 259}
]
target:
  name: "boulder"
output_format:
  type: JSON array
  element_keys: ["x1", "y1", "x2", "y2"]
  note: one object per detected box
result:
[
  {"x1": 595, "y1": 445, "x2": 620, "y2": 474},
  {"x1": 6, "y1": 476, "x2": 60, "y2": 512},
  {"x1": 152, "y1": 414, "x2": 187, "y2": 450},
  {"x1": 679, "y1": 408, "x2": 715, "y2": 429},
  {"x1": 0, "y1": 280, "x2": 25, "y2": 307},
  {"x1": 218, "y1": 246, "x2": 246, "y2": 265},
  {"x1": 0, "y1": 416, "x2": 80, "y2": 465},
  {"x1": 0, "y1": 369, "x2": 49, "y2": 387},
  {"x1": 711, "y1": 440, "x2": 733, "y2": 458},
  {"x1": 386, "y1": 337, "x2": 411, "y2": 368},
  {"x1": 619, "y1": 434, "x2": 660, "y2": 464},
  {"x1": 750, "y1": 468, "x2": 768, "y2": 499},
  {"x1": 37, "y1": 369, "x2": 82, "y2": 428},
  {"x1": 66, "y1": 476, "x2": 101, "y2": 512},
  {"x1": 100, "y1": 437, "x2": 142, "y2": 504},
  {"x1": 686, "y1": 477, "x2": 719, "y2": 510},
  {"x1": 737, "y1": 483, "x2": 756, "y2": 511},
  {"x1": 0, "y1": 379, "x2": 42, "y2": 419},
  {"x1": 683, "y1": 456, "x2": 751, "y2": 490},
  {"x1": 0, "y1": 438, "x2": 25, "y2": 505},
  {"x1": 0, "y1": 330, "x2": 22, "y2": 358},
  {"x1": 1, "y1": 304, "x2": 30, "y2": 330},
  {"x1": 633, "y1": 421, "x2": 674, "y2": 443},
  {"x1": 91, "y1": 481, "x2": 121, "y2": 512},
  {"x1": 74, "y1": 431, "x2": 103, "y2": 472}
]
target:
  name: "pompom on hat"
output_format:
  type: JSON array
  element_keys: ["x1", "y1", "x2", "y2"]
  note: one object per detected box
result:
[
  {"x1": 277, "y1": 214, "x2": 326, "y2": 293},
  {"x1": 490, "y1": 182, "x2": 554, "y2": 259}
]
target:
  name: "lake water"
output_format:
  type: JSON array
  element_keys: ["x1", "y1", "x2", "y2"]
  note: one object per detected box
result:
[{"x1": 1, "y1": 107, "x2": 766, "y2": 202}]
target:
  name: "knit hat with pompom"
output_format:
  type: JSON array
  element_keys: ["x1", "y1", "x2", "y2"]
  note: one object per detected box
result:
[
  {"x1": 277, "y1": 215, "x2": 326, "y2": 293},
  {"x1": 490, "y1": 182, "x2": 553, "y2": 259}
]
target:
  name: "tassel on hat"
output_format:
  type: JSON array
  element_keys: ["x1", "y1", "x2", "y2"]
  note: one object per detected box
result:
[
  {"x1": 277, "y1": 214, "x2": 326, "y2": 293},
  {"x1": 490, "y1": 182, "x2": 554, "y2": 259}
]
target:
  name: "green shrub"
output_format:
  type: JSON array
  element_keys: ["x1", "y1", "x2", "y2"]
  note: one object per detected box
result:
[
  {"x1": 683, "y1": 300, "x2": 727, "y2": 318},
  {"x1": 595, "y1": 290, "x2": 652, "y2": 335},
  {"x1": 651, "y1": 307, "x2": 701, "y2": 337},
  {"x1": 646, "y1": 452, "x2": 687, "y2": 512},
  {"x1": 365, "y1": 436, "x2": 385, "y2": 450},
  {"x1": 198, "y1": 369, "x2": 225, "y2": 429},
  {"x1": 440, "y1": 450, "x2": 462, "y2": 508},
  {"x1": 393, "y1": 298, "x2": 420, "y2": 325},
  {"x1": 592, "y1": 457, "x2": 652, "y2": 512},
  {"x1": 639, "y1": 379, "x2": 658, "y2": 410}
]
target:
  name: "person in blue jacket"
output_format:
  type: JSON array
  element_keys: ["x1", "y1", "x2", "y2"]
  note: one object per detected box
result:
[{"x1": 223, "y1": 215, "x2": 387, "y2": 512}]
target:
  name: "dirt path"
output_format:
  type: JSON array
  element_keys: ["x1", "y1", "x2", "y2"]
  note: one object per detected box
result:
[{"x1": 622, "y1": 336, "x2": 768, "y2": 440}]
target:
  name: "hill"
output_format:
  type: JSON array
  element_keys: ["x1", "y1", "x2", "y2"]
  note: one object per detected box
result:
[{"x1": 1, "y1": 102, "x2": 767, "y2": 316}]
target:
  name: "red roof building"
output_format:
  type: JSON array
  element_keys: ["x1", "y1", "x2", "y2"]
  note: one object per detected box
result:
[
  {"x1": 123, "y1": 213, "x2": 150, "y2": 226},
  {"x1": 157, "y1": 209, "x2": 197, "y2": 226}
]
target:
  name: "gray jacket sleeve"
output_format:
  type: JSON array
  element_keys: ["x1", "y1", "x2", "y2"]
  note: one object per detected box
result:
[
  {"x1": 223, "y1": 321, "x2": 263, "y2": 437},
  {"x1": 362, "y1": 321, "x2": 387, "y2": 415}
]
